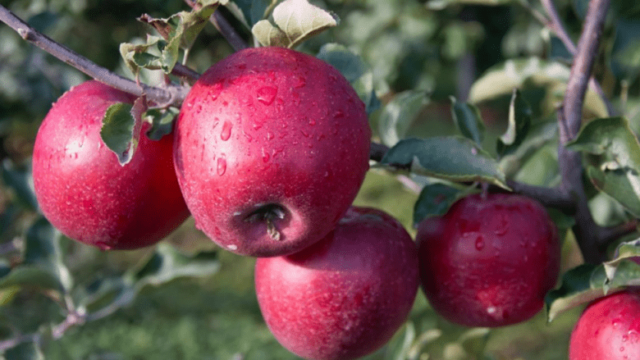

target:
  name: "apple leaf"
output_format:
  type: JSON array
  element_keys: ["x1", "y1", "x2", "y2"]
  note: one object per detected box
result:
[
  {"x1": 496, "y1": 89, "x2": 532, "y2": 157},
  {"x1": 546, "y1": 238, "x2": 640, "y2": 322},
  {"x1": 252, "y1": 0, "x2": 339, "y2": 49},
  {"x1": 145, "y1": 107, "x2": 180, "y2": 141},
  {"x1": 121, "y1": 0, "x2": 225, "y2": 74},
  {"x1": 2, "y1": 159, "x2": 38, "y2": 211},
  {"x1": 380, "y1": 137, "x2": 509, "y2": 189},
  {"x1": 413, "y1": 183, "x2": 475, "y2": 226},
  {"x1": 100, "y1": 97, "x2": 147, "y2": 166},
  {"x1": 4, "y1": 341, "x2": 44, "y2": 360},
  {"x1": 316, "y1": 43, "x2": 381, "y2": 115},
  {"x1": 379, "y1": 91, "x2": 429, "y2": 147},
  {"x1": 450, "y1": 97, "x2": 485, "y2": 146},
  {"x1": 233, "y1": 0, "x2": 275, "y2": 26},
  {"x1": 610, "y1": 19, "x2": 640, "y2": 81},
  {"x1": 566, "y1": 117, "x2": 640, "y2": 217},
  {"x1": 426, "y1": 0, "x2": 513, "y2": 10},
  {"x1": 500, "y1": 121, "x2": 558, "y2": 178},
  {"x1": 0, "y1": 218, "x2": 72, "y2": 293}
]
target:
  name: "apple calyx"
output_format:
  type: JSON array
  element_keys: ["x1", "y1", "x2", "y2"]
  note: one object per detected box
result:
[{"x1": 243, "y1": 203, "x2": 287, "y2": 241}]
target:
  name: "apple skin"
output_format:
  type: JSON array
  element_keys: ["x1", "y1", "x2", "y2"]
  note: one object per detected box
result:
[
  {"x1": 32, "y1": 81, "x2": 190, "y2": 250},
  {"x1": 569, "y1": 290, "x2": 640, "y2": 360},
  {"x1": 255, "y1": 207, "x2": 419, "y2": 360},
  {"x1": 416, "y1": 193, "x2": 560, "y2": 327},
  {"x1": 174, "y1": 47, "x2": 371, "y2": 257}
]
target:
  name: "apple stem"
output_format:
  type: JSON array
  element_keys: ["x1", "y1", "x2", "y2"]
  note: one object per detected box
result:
[{"x1": 266, "y1": 218, "x2": 282, "y2": 241}]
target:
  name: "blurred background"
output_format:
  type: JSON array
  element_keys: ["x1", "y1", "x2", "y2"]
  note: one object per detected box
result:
[{"x1": 0, "y1": 0, "x2": 639, "y2": 358}]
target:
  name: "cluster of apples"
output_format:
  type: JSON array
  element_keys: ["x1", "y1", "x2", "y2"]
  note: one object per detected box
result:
[{"x1": 32, "y1": 47, "x2": 571, "y2": 359}]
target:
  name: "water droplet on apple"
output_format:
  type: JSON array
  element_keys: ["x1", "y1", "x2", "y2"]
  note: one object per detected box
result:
[
  {"x1": 217, "y1": 157, "x2": 227, "y2": 176},
  {"x1": 209, "y1": 82, "x2": 223, "y2": 101},
  {"x1": 262, "y1": 149, "x2": 270, "y2": 163},
  {"x1": 494, "y1": 214, "x2": 509, "y2": 235},
  {"x1": 221, "y1": 121, "x2": 233, "y2": 141},
  {"x1": 293, "y1": 76, "x2": 306, "y2": 88},
  {"x1": 308, "y1": 118, "x2": 316, "y2": 126},
  {"x1": 334, "y1": 110, "x2": 345, "y2": 119},
  {"x1": 300, "y1": 130, "x2": 310, "y2": 138},
  {"x1": 237, "y1": 63, "x2": 247, "y2": 70},
  {"x1": 475, "y1": 236, "x2": 485, "y2": 250},
  {"x1": 266, "y1": 131, "x2": 274, "y2": 140},
  {"x1": 257, "y1": 86, "x2": 278, "y2": 105}
]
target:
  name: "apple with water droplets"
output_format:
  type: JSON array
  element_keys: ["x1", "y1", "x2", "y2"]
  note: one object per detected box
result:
[
  {"x1": 32, "y1": 81, "x2": 190, "y2": 250},
  {"x1": 174, "y1": 47, "x2": 371, "y2": 257},
  {"x1": 416, "y1": 193, "x2": 560, "y2": 327},
  {"x1": 255, "y1": 207, "x2": 419, "y2": 360},
  {"x1": 569, "y1": 289, "x2": 640, "y2": 360}
]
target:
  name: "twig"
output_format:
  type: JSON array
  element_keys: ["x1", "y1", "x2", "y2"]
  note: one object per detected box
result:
[
  {"x1": 0, "y1": 333, "x2": 40, "y2": 352},
  {"x1": 558, "y1": 0, "x2": 611, "y2": 264},
  {"x1": 369, "y1": 142, "x2": 390, "y2": 162},
  {"x1": 184, "y1": 0, "x2": 248, "y2": 52},
  {"x1": 598, "y1": 220, "x2": 639, "y2": 248},
  {"x1": 0, "y1": 5, "x2": 188, "y2": 106},
  {"x1": 525, "y1": 0, "x2": 615, "y2": 116},
  {"x1": 172, "y1": 63, "x2": 201, "y2": 82}
]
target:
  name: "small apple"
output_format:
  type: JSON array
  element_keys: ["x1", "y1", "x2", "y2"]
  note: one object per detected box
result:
[
  {"x1": 32, "y1": 81, "x2": 190, "y2": 250},
  {"x1": 174, "y1": 47, "x2": 371, "y2": 257},
  {"x1": 569, "y1": 289, "x2": 640, "y2": 360},
  {"x1": 416, "y1": 193, "x2": 560, "y2": 327},
  {"x1": 255, "y1": 207, "x2": 419, "y2": 360}
]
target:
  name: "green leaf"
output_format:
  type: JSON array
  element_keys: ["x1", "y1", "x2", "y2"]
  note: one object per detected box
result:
[
  {"x1": 496, "y1": 90, "x2": 532, "y2": 157},
  {"x1": 379, "y1": 91, "x2": 429, "y2": 147},
  {"x1": 546, "y1": 238, "x2": 640, "y2": 322},
  {"x1": 610, "y1": 19, "x2": 640, "y2": 81},
  {"x1": 252, "y1": 0, "x2": 339, "y2": 49},
  {"x1": 22, "y1": 217, "x2": 72, "y2": 292},
  {"x1": 545, "y1": 264, "x2": 606, "y2": 322},
  {"x1": 566, "y1": 117, "x2": 640, "y2": 217},
  {"x1": 380, "y1": 137, "x2": 509, "y2": 189},
  {"x1": 145, "y1": 107, "x2": 180, "y2": 141},
  {"x1": 469, "y1": 58, "x2": 570, "y2": 103},
  {"x1": 128, "y1": 244, "x2": 220, "y2": 288},
  {"x1": 2, "y1": 159, "x2": 38, "y2": 211},
  {"x1": 0, "y1": 266, "x2": 65, "y2": 292},
  {"x1": 119, "y1": 36, "x2": 164, "y2": 75},
  {"x1": 233, "y1": 0, "x2": 274, "y2": 26},
  {"x1": 426, "y1": 0, "x2": 513, "y2": 10},
  {"x1": 100, "y1": 97, "x2": 147, "y2": 166},
  {"x1": 450, "y1": 97, "x2": 485, "y2": 146},
  {"x1": 500, "y1": 121, "x2": 558, "y2": 178},
  {"x1": 4, "y1": 340, "x2": 44, "y2": 360},
  {"x1": 316, "y1": 44, "x2": 381, "y2": 115},
  {"x1": 413, "y1": 183, "x2": 471, "y2": 226}
]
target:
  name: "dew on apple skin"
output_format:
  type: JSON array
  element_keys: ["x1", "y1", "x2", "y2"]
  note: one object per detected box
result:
[
  {"x1": 293, "y1": 76, "x2": 306, "y2": 88},
  {"x1": 217, "y1": 157, "x2": 227, "y2": 176},
  {"x1": 257, "y1": 86, "x2": 278, "y2": 105},
  {"x1": 308, "y1": 118, "x2": 316, "y2": 126},
  {"x1": 266, "y1": 131, "x2": 274, "y2": 140},
  {"x1": 221, "y1": 121, "x2": 233, "y2": 141},
  {"x1": 475, "y1": 236, "x2": 485, "y2": 251},
  {"x1": 209, "y1": 82, "x2": 223, "y2": 101}
]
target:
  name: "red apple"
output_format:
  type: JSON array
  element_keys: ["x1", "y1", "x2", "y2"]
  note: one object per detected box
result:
[
  {"x1": 416, "y1": 193, "x2": 560, "y2": 327},
  {"x1": 255, "y1": 207, "x2": 419, "y2": 360},
  {"x1": 174, "y1": 47, "x2": 371, "y2": 257},
  {"x1": 32, "y1": 81, "x2": 189, "y2": 250},
  {"x1": 569, "y1": 289, "x2": 640, "y2": 360}
]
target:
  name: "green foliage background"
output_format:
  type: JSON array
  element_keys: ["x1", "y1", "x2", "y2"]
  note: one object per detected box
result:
[{"x1": 1, "y1": 0, "x2": 640, "y2": 358}]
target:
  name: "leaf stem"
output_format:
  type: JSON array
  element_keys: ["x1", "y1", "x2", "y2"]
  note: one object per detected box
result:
[
  {"x1": 0, "y1": 5, "x2": 189, "y2": 106},
  {"x1": 183, "y1": 0, "x2": 248, "y2": 51}
]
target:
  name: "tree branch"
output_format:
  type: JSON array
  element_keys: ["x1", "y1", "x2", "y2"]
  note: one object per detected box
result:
[
  {"x1": 172, "y1": 63, "x2": 201, "y2": 82},
  {"x1": 184, "y1": 0, "x2": 248, "y2": 52},
  {"x1": 530, "y1": 0, "x2": 615, "y2": 116},
  {"x1": 558, "y1": 0, "x2": 611, "y2": 264},
  {"x1": 0, "y1": 5, "x2": 188, "y2": 106},
  {"x1": 598, "y1": 220, "x2": 639, "y2": 249}
]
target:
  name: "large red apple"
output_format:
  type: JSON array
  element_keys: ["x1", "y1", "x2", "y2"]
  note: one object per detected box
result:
[
  {"x1": 255, "y1": 207, "x2": 419, "y2": 360},
  {"x1": 174, "y1": 47, "x2": 371, "y2": 257},
  {"x1": 569, "y1": 290, "x2": 640, "y2": 360},
  {"x1": 32, "y1": 81, "x2": 189, "y2": 250},
  {"x1": 416, "y1": 193, "x2": 560, "y2": 327}
]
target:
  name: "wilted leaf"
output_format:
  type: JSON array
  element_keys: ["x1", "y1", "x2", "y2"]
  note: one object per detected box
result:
[
  {"x1": 100, "y1": 97, "x2": 147, "y2": 166},
  {"x1": 567, "y1": 117, "x2": 640, "y2": 217},
  {"x1": 496, "y1": 89, "x2": 532, "y2": 157},
  {"x1": 252, "y1": 0, "x2": 339, "y2": 48},
  {"x1": 119, "y1": 36, "x2": 164, "y2": 75},
  {"x1": 317, "y1": 44, "x2": 381, "y2": 115},
  {"x1": 450, "y1": 97, "x2": 485, "y2": 146},
  {"x1": 380, "y1": 137, "x2": 508, "y2": 189},
  {"x1": 2, "y1": 159, "x2": 38, "y2": 211},
  {"x1": 379, "y1": 91, "x2": 429, "y2": 146}
]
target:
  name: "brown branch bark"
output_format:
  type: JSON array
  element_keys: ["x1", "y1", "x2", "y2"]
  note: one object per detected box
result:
[
  {"x1": 558, "y1": 0, "x2": 611, "y2": 264},
  {"x1": 0, "y1": 5, "x2": 189, "y2": 106}
]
